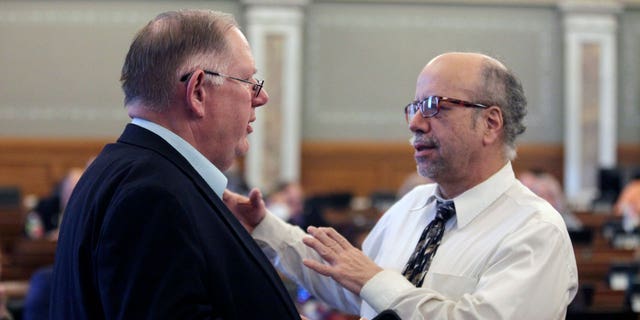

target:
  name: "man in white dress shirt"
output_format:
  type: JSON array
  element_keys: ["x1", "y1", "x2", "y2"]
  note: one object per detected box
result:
[{"x1": 224, "y1": 52, "x2": 578, "y2": 319}]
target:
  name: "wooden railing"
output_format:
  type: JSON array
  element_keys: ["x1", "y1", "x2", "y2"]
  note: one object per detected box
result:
[
  {"x1": 0, "y1": 138, "x2": 109, "y2": 198},
  {"x1": 300, "y1": 142, "x2": 568, "y2": 196}
]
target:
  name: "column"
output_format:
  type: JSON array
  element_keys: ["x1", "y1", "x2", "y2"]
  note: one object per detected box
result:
[
  {"x1": 241, "y1": 0, "x2": 308, "y2": 191},
  {"x1": 560, "y1": 1, "x2": 621, "y2": 208}
]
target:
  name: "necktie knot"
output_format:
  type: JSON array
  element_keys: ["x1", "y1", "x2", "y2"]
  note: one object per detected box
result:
[{"x1": 435, "y1": 200, "x2": 455, "y2": 222}]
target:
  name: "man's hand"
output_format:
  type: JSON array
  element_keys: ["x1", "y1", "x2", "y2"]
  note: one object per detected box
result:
[
  {"x1": 302, "y1": 226, "x2": 383, "y2": 295},
  {"x1": 222, "y1": 188, "x2": 267, "y2": 233}
]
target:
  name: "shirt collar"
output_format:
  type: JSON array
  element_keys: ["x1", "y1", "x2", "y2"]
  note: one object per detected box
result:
[
  {"x1": 131, "y1": 118, "x2": 228, "y2": 198},
  {"x1": 423, "y1": 162, "x2": 516, "y2": 228},
  {"x1": 453, "y1": 162, "x2": 515, "y2": 228}
]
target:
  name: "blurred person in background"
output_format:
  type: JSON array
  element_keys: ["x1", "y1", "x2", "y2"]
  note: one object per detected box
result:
[
  {"x1": 266, "y1": 181, "x2": 305, "y2": 225},
  {"x1": 22, "y1": 165, "x2": 88, "y2": 320},
  {"x1": 23, "y1": 266, "x2": 52, "y2": 320},
  {"x1": 25, "y1": 167, "x2": 84, "y2": 240},
  {"x1": 613, "y1": 173, "x2": 640, "y2": 232},
  {"x1": 519, "y1": 169, "x2": 583, "y2": 231}
]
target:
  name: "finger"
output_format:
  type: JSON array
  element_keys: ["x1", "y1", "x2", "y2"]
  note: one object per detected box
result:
[
  {"x1": 307, "y1": 226, "x2": 342, "y2": 251},
  {"x1": 302, "y1": 236, "x2": 336, "y2": 263},
  {"x1": 323, "y1": 227, "x2": 353, "y2": 249},
  {"x1": 303, "y1": 258, "x2": 333, "y2": 276},
  {"x1": 248, "y1": 188, "x2": 264, "y2": 207}
]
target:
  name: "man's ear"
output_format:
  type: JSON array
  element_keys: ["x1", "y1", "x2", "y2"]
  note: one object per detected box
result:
[
  {"x1": 483, "y1": 105, "x2": 503, "y2": 145},
  {"x1": 185, "y1": 71, "x2": 208, "y2": 118}
]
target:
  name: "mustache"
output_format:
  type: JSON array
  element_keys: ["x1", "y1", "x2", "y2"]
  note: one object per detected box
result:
[{"x1": 409, "y1": 134, "x2": 438, "y2": 147}]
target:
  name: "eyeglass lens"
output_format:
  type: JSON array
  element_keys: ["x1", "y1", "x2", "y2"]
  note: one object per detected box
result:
[{"x1": 405, "y1": 96, "x2": 439, "y2": 122}]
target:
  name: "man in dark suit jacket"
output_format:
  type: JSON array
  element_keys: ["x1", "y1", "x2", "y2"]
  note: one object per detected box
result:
[{"x1": 50, "y1": 9, "x2": 301, "y2": 320}]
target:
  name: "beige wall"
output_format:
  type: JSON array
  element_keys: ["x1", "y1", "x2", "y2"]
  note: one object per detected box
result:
[
  {"x1": 0, "y1": 1, "x2": 239, "y2": 138},
  {"x1": 304, "y1": 2, "x2": 562, "y2": 142},
  {"x1": 620, "y1": 8, "x2": 640, "y2": 143},
  {"x1": 0, "y1": 0, "x2": 639, "y2": 146}
]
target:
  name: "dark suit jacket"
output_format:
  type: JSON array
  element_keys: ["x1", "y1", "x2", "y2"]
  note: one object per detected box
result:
[{"x1": 50, "y1": 124, "x2": 300, "y2": 320}]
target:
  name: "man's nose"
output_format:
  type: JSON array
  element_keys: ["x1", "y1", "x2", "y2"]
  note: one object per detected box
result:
[
  {"x1": 409, "y1": 113, "x2": 431, "y2": 133},
  {"x1": 253, "y1": 88, "x2": 269, "y2": 108}
]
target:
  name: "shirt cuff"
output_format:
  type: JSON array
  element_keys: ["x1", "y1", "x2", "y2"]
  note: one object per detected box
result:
[{"x1": 360, "y1": 269, "x2": 415, "y2": 313}]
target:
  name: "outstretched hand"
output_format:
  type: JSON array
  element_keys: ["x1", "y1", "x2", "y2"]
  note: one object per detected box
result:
[
  {"x1": 222, "y1": 188, "x2": 267, "y2": 233},
  {"x1": 302, "y1": 226, "x2": 383, "y2": 295}
]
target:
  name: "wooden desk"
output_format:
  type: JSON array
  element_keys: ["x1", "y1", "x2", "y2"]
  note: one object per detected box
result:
[
  {"x1": 2, "y1": 239, "x2": 56, "y2": 281},
  {"x1": 592, "y1": 286, "x2": 627, "y2": 309},
  {"x1": 575, "y1": 248, "x2": 638, "y2": 284},
  {"x1": 575, "y1": 211, "x2": 620, "y2": 229},
  {"x1": 0, "y1": 206, "x2": 25, "y2": 253}
]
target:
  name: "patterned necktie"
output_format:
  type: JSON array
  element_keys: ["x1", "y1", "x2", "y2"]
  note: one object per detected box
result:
[{"x1": 402, "y1": 200, "x2": 456, "y2": 287}]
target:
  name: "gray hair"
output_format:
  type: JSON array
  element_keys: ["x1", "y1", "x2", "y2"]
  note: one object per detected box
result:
[
  {"x1": 120, "y1": 9, "x2": 238, "y2": 111},
  {"x1": 475, "y1": 59, "x2": 527, "y2": 160}
]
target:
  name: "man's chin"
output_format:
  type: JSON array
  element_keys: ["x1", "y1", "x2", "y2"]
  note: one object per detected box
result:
[
  {"x1": 417, "y1": 164, "x2": 438, "y2": 180},
  {"x1": 235, "y1": 140, "x2": 250, "y2": 157}
]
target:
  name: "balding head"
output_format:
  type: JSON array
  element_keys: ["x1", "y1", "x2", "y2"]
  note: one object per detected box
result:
[
  {"x1": 418, "y1": 53, "x2": 494, "y2": 99},
  {"x1": 416, "y1": 52, "x2": 526, "y2": 160}
]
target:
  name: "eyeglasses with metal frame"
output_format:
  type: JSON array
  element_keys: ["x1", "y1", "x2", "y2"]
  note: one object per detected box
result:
[
  {"x1": 180, "y1": 70, "x2": 264, "y2": 98},
  {"x1": 404, "y1": 95, "x2": 489, "y2": 123}
]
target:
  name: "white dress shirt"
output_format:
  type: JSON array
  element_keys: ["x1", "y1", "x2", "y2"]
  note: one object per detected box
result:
[{"x1": 253, "y1": 162, "x2": 578, "y2": 319}]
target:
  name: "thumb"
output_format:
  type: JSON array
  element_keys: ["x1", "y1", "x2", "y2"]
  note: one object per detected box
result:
[{"x1": 249, "y1": 188, "x2": 264, "y2": 207}]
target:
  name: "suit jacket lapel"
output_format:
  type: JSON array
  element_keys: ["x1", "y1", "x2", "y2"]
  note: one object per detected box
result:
[{"x1": 117, "y1": 124, "x2": 299, "y2": 318}]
